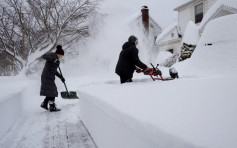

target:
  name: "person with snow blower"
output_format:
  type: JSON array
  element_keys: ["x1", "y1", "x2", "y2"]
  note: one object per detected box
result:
[
  {"x1": 40, "y1": 45, "x2": 65, "y2": 112},
  {"x1": 115, "y1": 35, "x2": 153, "y2": 84}
]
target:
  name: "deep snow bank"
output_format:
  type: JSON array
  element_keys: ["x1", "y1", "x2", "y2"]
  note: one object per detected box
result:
[
  {"x1": 174, "y1": 14, "x2": 237, "y2": 77},
  {"x1": 79, "y1": 77, "x2": 237, "y2": 148},
  {"x1": 0, "y1": 77, "x2": 38, "y2": 139}
]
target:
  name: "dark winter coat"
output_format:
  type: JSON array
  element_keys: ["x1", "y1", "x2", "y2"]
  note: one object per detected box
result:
[
  {"x1": 115, "y1": 42, "x2": 147, "y2": 78},
  {"x1": 40, "y1": 52, "x2": 62, "y2": 97}
]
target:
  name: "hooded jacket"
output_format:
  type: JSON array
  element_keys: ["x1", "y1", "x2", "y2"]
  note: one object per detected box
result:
[
  {"x1": 40, "y1": 52, "x2": 62, "y2": 97},
  {"x1": 115, "y1": 42, "x2": 147, "y2": 78}
]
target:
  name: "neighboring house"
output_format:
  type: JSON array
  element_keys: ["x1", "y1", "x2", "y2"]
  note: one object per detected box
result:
[
  {"x1": 156, "y1": 0, "x2": 237, "y2": 56},
  {"x1": 128, "y1": 6, "x2": 162, "y2": 46},
  {"x1": 156, "y1": 0, "x2": 217, "y2": 55},
  {"x1": 155, "y1": 22, "x2": 182, "y2": 55},
  {"x1": 175, "y1": 0, "x2": 217, "y2": 35}
]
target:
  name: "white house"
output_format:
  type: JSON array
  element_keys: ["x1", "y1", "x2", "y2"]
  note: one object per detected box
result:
[
  {"x1": 155, "y1": 22, "x2": 182, "y2": 55},
  {"x1": 156, "y1": 0, "x2": 237, "y2": 55},
  {"x1": 175, "y1": 0, "x2": 217, "y2": 35}
]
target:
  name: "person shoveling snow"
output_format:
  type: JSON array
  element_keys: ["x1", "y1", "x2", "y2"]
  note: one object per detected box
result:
[{"x1": 40, "y1": 45, "x2": 65, "y2": 112}]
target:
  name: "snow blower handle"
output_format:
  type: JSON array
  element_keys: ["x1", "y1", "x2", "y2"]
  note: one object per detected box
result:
[
  {"x1": 150, "y1": 63, "x2": 157, "y2": 73},
  {"x1": 58, "y1": 66, "x2": 70, "y2": 98},
  {"x1": 150, "y1": 63, "x2": 155, "y2": 69}
]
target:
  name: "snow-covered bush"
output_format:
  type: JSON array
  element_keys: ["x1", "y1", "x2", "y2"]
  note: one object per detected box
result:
[
  {"x1": 179, "y1": 43, "x2": 196, "y2": 61},
  {"x1": 156, "y1": 51, "x2": 179, "y2": 67},
  {"x1": 179, "y1": 21, "x2": 200, "y2": 61}
]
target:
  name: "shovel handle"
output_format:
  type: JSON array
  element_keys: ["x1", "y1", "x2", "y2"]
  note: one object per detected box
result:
[{"x1": 58, "y1": 66, "x2": 70, "y2": 97}]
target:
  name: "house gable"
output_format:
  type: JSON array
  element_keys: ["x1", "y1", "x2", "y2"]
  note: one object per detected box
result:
[
  {"x1": 174, "y1": 0, "x2": 197, "y2": 11},
  {"x1": 130, "y1": 13, "x2": 162, "y2": 37},
  {"x1": 199, "y1": 4, "x2": 237, "y2": 33},
  {"x1": 156, "y1": 22, "x2": 181, "y2": 45}
]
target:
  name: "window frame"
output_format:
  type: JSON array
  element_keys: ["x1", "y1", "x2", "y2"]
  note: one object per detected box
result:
[{"x1": 194, "y1": 2, "x2": 204, "y2": 24}]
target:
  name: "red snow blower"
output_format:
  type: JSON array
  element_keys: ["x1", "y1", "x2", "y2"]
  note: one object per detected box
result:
[{"x1": 143, "y1": 63, "x2": 179, "y2": 81}]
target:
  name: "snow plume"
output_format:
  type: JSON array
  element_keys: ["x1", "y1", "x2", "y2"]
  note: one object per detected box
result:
[{"x1": 62, "y1": 9, "x2": 155, "y2": 77}]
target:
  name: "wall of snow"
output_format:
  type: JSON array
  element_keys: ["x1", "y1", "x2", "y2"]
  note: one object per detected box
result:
[
  {"x1": 79, "y1": 91, "x2": 197, "y2": 148},
  {"x1": 0, "y1": 92, "x2": 22, "y2": 139},
  {"x1": 79, "y1": 76, "x2": 237, "y2": 148},
  {"x1": 0, "y1": 77, "x2": 38, "y2": 139},
  {"x1": 174, "y1": 14, "x2": 237, "y2": 77}
]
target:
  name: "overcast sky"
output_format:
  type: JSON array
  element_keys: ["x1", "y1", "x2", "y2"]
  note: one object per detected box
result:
[{"x1": 101, "y1": 0, "x2": 188, "y2": 28}]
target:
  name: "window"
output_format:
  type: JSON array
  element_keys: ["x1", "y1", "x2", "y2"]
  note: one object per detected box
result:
[{"x1": 195, "y1": 3, "x2": 203, "y2": 24}]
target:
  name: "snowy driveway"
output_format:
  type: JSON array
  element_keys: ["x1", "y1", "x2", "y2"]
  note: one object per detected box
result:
[{"x1": 0, "y1": 77, "x2": 97, "y2": 148}]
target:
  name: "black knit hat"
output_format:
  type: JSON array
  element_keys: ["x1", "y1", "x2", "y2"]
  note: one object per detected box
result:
[
  {"x1": 55, "y1": 45, "x2": 64, "y2": 55},
  {"x1": 128, "y1": 35, "x2": 138, "y2": 43}
]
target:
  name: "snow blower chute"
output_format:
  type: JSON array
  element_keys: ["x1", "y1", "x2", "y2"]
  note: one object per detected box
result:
[{"x1": 58, "y1": 66, "x2": 79, "y2": 99}]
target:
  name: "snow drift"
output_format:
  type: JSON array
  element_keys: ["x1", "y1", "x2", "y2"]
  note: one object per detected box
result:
[{"x1": 174, "y1": 14, "x2": 237, "y2": 77}]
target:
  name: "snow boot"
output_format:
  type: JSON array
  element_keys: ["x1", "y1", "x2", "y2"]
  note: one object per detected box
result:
[
  {"x1": 40, "y1": 101, "x2": 48, "y2": 110},
  {"x1": 49, "y1": 103, "x2": 61, "y2": 112}
]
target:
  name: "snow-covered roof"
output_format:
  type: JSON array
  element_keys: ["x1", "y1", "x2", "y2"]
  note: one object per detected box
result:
[
  {"x1": 125, "y1": 11, "x2": 141, "y2": 25},
  {"x1": 174, "y1": 0, "x2": 196, "y2": 11},
  {"x1": 125, "y1": 10, "x2": 162, "y2": 30},
  {"x1": 199, "y1": 0, "x2": 237, "y2": 32},
  {"x1": 155, "y1": 22, "x2": 178, "y2": 44}
]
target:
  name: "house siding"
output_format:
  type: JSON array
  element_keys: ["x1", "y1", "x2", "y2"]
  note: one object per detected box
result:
[
  {"x1": 207, "y1": 0, "x2": 217, "y2": 10},
  {"x1": 159, "y1": 28, "x2": 179, "y2": 44},
  {"x1": 158, "y1": 40, "x2": 182, "y2": 55},
  {"x1": 178, "y1": 0, "x2": 217, "y2": 34}
]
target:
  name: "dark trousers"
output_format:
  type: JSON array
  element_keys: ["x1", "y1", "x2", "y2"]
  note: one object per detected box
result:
[
  {"x1": 119, "y1": 74, "x2": 133, "y2": 84},
  {"x1": 43, "y1": 97, "x2": 55, "y2": 103}
]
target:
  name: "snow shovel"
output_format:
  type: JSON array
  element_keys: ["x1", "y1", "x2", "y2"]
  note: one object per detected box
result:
[{"x1": 58, "y1": 66, "x2": 79, "y2": 99}]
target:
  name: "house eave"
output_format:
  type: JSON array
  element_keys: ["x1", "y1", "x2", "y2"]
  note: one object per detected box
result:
[
  {"x1": 157, "y1": 38, "x2": 182, "y2": 46},
  {"x1": 174, "y1": 0, "x2": 197, "y2": 11}
]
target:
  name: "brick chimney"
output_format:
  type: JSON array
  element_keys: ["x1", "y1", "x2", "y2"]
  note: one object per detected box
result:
[{"x1": 141, "y1": 6, "x2": 149, "y2": 34}]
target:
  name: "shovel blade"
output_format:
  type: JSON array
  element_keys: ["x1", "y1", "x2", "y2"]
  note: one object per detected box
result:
[{"x1": 61, "y1": 91, "x2": 79, "y2": 99}]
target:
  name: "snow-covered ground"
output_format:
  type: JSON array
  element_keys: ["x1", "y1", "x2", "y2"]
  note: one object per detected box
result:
[
  {"x1": 0, "y1": 76, "x2": 97, "y2": 148},
  {"x1": 1, "y1": 6, "x2": 237, "y2": 148},
  {"x1": 78, "y1": 14, "x2": 237, "y2": 148}
]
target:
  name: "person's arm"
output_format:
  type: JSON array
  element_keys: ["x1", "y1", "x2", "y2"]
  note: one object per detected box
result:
[
  {"x1": 42, "y1": 53, "x2": 55, "y2": 62},
  {"x1": 131, "y1": 48, "x2": 147, "y2": 70},
  {"x1": 56, "y1": 71, "x2": 65, "y2": 82},
  {"x1": 55, "y1": 71, "x2": 62, "y2": 78}
]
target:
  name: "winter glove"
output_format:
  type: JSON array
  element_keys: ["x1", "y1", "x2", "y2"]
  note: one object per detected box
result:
[
  {"x1": 54, "y1": 59, "x2": 60, "y2": 66},
  {"x1": 143, "y1": 67, "x2": 153, "y2": 75},
  {"x1": 60, "y1": 77, "x2": 65, "y2": 83},
  {"x1": 135, "y1": 67, "x2": 142, "y2": 73}
]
